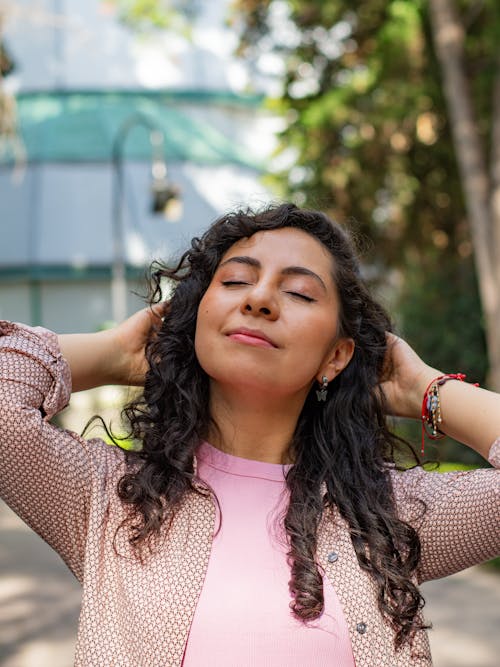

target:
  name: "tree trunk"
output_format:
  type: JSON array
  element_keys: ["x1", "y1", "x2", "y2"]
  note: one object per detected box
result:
[
  {"x1": 489, "y1": 57, "x2": 500, "y2": 389},
  {"x1": 429, "y1": 0, "x2": 500, "y2": 390}
]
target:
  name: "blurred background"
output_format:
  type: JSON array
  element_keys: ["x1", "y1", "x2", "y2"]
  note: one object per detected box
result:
[{"x1": 0, "y1": 1, "x2": 499, "y2": 665}]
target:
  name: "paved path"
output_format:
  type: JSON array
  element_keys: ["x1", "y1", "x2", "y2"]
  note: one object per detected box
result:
[
  {"x1": 421, "y1": 568, "x2": 500, "y2": 667},
  {"x1": 0, "y1": 502, "x2": 80, "y2": 667},
  {"x1": 1, "y1": 500, "x2": 499, "y2": 666}
]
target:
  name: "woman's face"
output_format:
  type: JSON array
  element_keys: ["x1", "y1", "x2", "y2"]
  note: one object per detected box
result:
[{"x1": 195, "y1": 227, "x2": 354, "y2": 400}]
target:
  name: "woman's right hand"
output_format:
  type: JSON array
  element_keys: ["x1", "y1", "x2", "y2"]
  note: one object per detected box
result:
[
  {"x1": 58, "y1": 303, "x2": 168, "y2": 392},
  {"x1": 112, "y1": 303, "x2": 167, "y2": 385}
]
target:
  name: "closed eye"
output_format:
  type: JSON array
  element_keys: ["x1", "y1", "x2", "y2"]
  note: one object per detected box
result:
[
  {"x1": 286, "y1": 291, "x2": 316, "y2": 303},
  {"x1": 221, "y1": 281, "x2": 315, "y2": 302}
]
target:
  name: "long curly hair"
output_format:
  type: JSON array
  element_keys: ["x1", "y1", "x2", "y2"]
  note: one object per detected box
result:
[{"x1": 117, "y1": 202, "x2": 425, "y2": 648}]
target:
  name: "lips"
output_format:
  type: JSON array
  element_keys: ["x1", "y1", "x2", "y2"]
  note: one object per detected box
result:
[{"x1": 226, "y1": 327, "x2": 278, "y2": 349}]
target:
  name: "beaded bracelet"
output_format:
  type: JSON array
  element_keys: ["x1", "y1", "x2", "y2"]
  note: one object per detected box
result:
[{"x1": 420, "y1": 373, "x2": 479, "y2": 454}]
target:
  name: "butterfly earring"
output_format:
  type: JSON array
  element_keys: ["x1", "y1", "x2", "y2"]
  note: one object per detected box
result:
[{"x1": 316, "y1": 375, "x2": 328, "y2": 402}]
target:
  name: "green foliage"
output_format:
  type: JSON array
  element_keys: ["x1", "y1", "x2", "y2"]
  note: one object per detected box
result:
[
  {"x1": 397, "y1": 255, "x2": 488, "y2": 382},
  {"x1": 485, "y1": 556, "x2": 500, "y2": 572},
  {"x1": 0, "y1": 41, "x2": 15, "y2": 77},
  {"x1": 105, "y1": 0, "x2": 197, "y2": 34},
  {"x1": 106, "y1": 435, "x2": 140, "y2": 451},
  {"x1": 426, "y1": 461, "x2": 479, "y2": 472},
  {"x1": 238, "y1": 0, "x2": 460, "y2": 253},
  {"x1": 395, "y1": 418, "x2": 486, "y2": 467}
]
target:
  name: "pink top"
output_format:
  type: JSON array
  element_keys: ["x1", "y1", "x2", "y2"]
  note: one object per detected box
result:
[{"x1": 182, "y1": 442, "x2": 356, "y2": 666}]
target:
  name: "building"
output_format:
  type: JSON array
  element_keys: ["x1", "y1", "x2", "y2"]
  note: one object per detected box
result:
[{"x1": 0, "y1": 0, "x2": 276, "y2": 333}]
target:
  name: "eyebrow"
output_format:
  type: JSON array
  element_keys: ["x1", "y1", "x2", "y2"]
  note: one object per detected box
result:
[{"x1": 218, "y1": 256, "x2": 327, "y2": 292}]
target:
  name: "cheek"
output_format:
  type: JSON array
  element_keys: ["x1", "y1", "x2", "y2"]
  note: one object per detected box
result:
[
  {"x1": 299, "y1": 312, "x2": 337, "y2": 349},
  {"x1": 294, "y1": 317, "x2": 338, "y2": 375},
  {"x1": 194, "y1": 293, "x2": 220, "y2": 375},
  {"x1": 194, "y1": 297, "x2": 209, "y2": 355}
]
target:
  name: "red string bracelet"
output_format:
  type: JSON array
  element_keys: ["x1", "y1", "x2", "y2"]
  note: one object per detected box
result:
[{"x1": 420, "y1": 373, "x2": 479, "y2": 455}]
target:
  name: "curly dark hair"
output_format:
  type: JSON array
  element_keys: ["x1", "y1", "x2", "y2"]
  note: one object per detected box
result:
[{"x1": 117, "y1": 202, "x2": 426, "y2": 648}]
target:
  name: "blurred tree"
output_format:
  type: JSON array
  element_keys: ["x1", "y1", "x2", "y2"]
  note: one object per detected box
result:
[
  {"x1": 104, "y1": 0, "x2": 199, "y2": 33},
  {"x1": 231, "y1": 0, "x2": 500, "y2": 392},
  {"x1": 0, "y1": 41, "x2": 14, "y2": 78},
  {"x1": 0, "y1": 2, "x2": 69, "y2": 165},
  {"x1": 0, "y1": 5, "x2": 17, "y2": 150},
  {"x1": 428, "y1": 0, "x2": 500, "y2": 389}
]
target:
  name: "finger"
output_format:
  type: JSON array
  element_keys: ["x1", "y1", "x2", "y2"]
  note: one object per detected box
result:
[{"x1": 148, "y1": 301, "x2": 169, "y2": 321}]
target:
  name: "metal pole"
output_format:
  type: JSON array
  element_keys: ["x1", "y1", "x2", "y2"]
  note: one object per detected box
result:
[
  {"x1": 111, "y1": 131, "x2": 127, "y2": 324},
  {"x1": 110, "y1": 113, "x2": 167, "y2": 323}
]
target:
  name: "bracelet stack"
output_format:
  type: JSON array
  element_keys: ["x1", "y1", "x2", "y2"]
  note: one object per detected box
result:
[{"x1": 420, "y1": 373, "x2": 478, "y2": 455}]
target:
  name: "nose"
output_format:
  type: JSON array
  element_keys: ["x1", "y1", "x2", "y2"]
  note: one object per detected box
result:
[{"x1": 240, "y1": 282, "x2": 279, "y2": 320}]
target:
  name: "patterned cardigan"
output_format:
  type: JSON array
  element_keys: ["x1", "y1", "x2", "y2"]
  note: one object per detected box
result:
[{"x1": 1, "y1": 321, "x2": 499, "y2": 667}]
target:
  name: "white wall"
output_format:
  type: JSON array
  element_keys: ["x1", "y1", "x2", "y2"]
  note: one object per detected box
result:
[
  {"x1": 0, "y1": 280, "x2": 144, "y2": 332},
  {"x1": 4, "y1": 0, "x2": 251, "y2": 93},
  {"x1": 0, "y1": 283, "x2": 32, "y2": 323}
]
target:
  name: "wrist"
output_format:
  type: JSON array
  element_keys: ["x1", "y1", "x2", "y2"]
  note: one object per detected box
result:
[
  {"x1": 419, "y1": 372, "x2": 478, "y2": 454},
  {"x1": 406, "y1": 365, "x2": 443, "y2": 419},
  {"x1": 98, "y1": 328, "x2": 127, "y2": 385},
  {"x1": 58, "y1": 329, "x2": 124, "y2": 392}
]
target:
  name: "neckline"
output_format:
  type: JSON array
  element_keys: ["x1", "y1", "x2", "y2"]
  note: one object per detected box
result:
[{"x1": 196, "y1": 441, "x2": 293, "y2": 482}]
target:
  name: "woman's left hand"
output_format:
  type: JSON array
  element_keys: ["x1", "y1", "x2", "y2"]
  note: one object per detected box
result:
[
  {"x1": 381, "y1": 334, "x2": 500, "y2": 460},
  {"x1": 380, "y1": 333, "x2": 440, "y2": 420}
]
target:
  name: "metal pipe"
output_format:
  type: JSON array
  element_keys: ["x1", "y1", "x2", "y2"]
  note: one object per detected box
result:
[{"x1": 110, "y1": 113, "x2": 168, "y2": 324}]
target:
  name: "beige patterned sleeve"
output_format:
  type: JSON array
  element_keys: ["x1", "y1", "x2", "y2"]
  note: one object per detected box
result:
[
  {"x1": 393, "y1": 439, "x2": 500, "y2": 583},
  {"x1": 0, "y1": 321, "x2": 123, "y2": 581}
]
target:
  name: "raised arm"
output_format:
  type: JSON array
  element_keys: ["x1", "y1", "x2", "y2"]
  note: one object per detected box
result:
[
  {"x1": 0, "y1": 306, "x2": 164, "y2": 578},
  {"x1": 58, "y1": 304, "x2": 166, "y2": 391},
  {"x1": 382, "y1": 334, "x2": 500, "y2": 461},
  {"x1": 383, "y1": 335, "x2": 500, "y2": 581},
  {"x1": 0, "y1": 321, "x2": 104, "y2": 579}
]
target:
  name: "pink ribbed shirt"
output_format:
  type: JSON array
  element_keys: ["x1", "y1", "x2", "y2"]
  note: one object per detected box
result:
[{"x1": 182, "y1": 442, "x2": 355, "y2": 666}]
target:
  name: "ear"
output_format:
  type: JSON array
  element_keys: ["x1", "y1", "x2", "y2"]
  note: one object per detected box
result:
[{"x1": 317, "y1": 337, "x2": 355, "y2": 383}]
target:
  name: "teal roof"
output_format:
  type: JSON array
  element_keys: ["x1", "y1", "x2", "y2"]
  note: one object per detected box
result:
[
  {"x1": 1, "y1": 90, "x2": 265, "y2": 168},
  {"x1": 0, "y1": 264, "x2": 143, "y2": 282}
]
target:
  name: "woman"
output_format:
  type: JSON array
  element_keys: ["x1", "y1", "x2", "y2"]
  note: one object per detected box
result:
[{"x1": 0, "y1": 203, "x2": 498, "y2": 666}]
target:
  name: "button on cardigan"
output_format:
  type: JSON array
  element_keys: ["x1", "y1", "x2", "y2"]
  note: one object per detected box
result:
[{"x1": 1, "y1": 321, "x2": 499, "y2": 666}]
